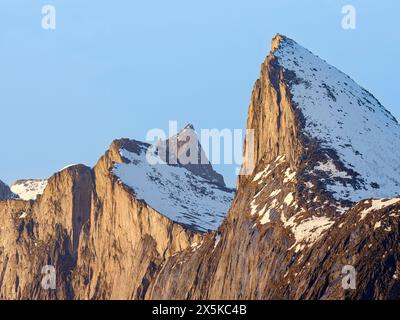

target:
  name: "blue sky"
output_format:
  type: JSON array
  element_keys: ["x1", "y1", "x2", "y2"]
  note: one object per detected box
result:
[{"x1": 0, "y1": 0, "x2": 399, "y2": 187}]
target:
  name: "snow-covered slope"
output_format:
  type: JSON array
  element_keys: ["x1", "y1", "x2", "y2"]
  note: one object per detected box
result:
[
  {"x1": 273, "y1": 35, "x2": 400, "y2": 202},
  {"x1": 113, "y1": 140, "x2": 234, "y2": 232},
  {"x1": 11, "y1": 179, "x2": 48, "y2": 201}
]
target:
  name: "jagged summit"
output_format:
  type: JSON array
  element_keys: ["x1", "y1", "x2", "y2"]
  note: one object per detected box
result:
[
  {"x1": 157, "y1": 124, "x2": 226, "y2": 187},
  {"x1": 251, "y1": 34, "x2": 400, "y2": 203},
  {"x1": 270, "y1": 33, "x2": 287, "y2": 52}
]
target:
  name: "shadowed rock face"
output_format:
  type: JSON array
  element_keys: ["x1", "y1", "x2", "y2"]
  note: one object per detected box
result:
[
  {"x1": 0, "y1": 180, "x2": 15, "y2": 200},
  {"x1": 1, "y1": 35, "x2": 400, "y2": 300}
]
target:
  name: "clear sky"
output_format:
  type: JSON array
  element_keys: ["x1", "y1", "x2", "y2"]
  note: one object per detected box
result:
[{"x1": 1, "y1": 0, "x2": 399, "y2": 187}]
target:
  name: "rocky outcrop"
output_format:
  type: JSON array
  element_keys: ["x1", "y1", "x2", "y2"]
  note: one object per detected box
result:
[{"x1": 0, "y1": 180, "x2": 15, "y2": 200}]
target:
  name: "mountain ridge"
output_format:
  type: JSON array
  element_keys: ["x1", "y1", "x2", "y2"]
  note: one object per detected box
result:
[
  {"x1": 146, "y1": 35, "x2": 400, "y2": 299},
  {"x1": 1, "y1": 34, "x2": 400, "y2": 300}
]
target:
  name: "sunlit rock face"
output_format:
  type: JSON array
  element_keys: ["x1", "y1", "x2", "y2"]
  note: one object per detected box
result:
[
  {"x1": 1, "y1": 35, "x2": 400, "y2": 300},
  {"x1": 146, "y1": 35, "x2": 400, "y2": 300}
]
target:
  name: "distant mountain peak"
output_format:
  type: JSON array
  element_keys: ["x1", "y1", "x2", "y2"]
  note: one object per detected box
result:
[
  {"x1": 111, "y1": 138, "x2": 234, "y2": 232},
  {"x1": 156, "y1": 124, "x2": 226, "y2": 187}
]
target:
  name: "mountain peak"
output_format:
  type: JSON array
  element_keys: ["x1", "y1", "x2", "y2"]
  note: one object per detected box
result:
[
  {"x1": 111, "y1": 138, "x2": 234, "y2": 232},
  {"x1": 271, "y1": 33, "x2": 288, "y2": 52},
  {"x1": 157, "y1": 124, "x2": 226, "y2": 187},
  {"x1": 245, "y1": 35, "x2": 400, "y2": 205}
]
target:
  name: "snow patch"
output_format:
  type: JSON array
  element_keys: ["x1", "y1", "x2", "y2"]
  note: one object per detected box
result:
[
  {"x1": 285, "y1": 215, "x2": 335, "y2": 252},
  {"x1": 213, "y1": 234, "x2": 221, "y2": 250},
  {"x1": 360, "y1": 198, "x2": 400, "y2": 220},
  {"x1": 259, "y1": 208, "x2": 272, "y2": 225},
  {"x1": 19, "y1": 212, "x2": 28, "y2": 219},
  {"x1": 283, "y1": 168, "x2": 296, "y2": 183},
  {"x1": 374, "y1": 221, "x2": 382, "y2": 230},
  {"x1": 314, "y1": 160, "x2": 351, "y2": 179},
  {"x1": 284, "y1": 193, "x2": 294, "y2": 206},
  {"x1": 60, "y1": 164, "x2": 79, "y2": 171},
  {"x1": 11, "y1": 179, "x2": 48, "y2": 201},
  {"x1": 253, "y1": 165, "x2": 271, "y2": 183}
]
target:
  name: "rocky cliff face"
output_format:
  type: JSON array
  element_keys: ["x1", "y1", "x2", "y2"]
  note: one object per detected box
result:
[
  {"x1": 1, "y1": 35, "x2": 400, "y2": 300},
  {"x1": 0, "y1": 134, "x2": 231, "y2": 299},
  {"x1": 145, "y1": 35, "x2": 400, "y2": 300},
  {"x1": 0, "y1": 165, "x2": 93, "y2": 299}
]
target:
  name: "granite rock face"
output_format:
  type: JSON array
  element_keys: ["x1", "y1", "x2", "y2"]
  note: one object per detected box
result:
[
  {"x1": 146, "y1": 35, "x2": 400, "y2": 300},
  {"x1": 0, "y1": 136, "x2": 228, "y2": 299},
  {"x1": 1, "y1": 35, "x2": 400, "y2": 300}
]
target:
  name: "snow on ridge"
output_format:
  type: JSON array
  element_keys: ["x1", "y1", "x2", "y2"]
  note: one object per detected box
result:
[
  {"x1": 285, "y1": 214, "x2": 335, "y2": 252},
  {"x1": 314, "y1": 159, "x2": 351, "y2": 179},
  {"x1": 274, "y1": 36, "x2": 400, "y2": 203},
  {"x1": 113, "y1": 144, "x2": 234, "y2": 233},
  {"x1": 60, "y1": 164, "x2": 79, "y2": 171},
  {"x1": 11, "y1": 179, "x2": 48, "y2": 201},
  {"x1": 253, "y1": 186, "x2": 335, "y2": 251},
  {"x1": 359, "y1": 197, "x2": 400, "y2": 220}
]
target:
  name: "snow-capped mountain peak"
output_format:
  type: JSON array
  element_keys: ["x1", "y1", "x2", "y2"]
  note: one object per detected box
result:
[
  {"x1": 113, "y1": 138, "x2": 234, "y2": 232},
  {"x1": 156, "y1": 124, "x2": 226, "y2": 187},
  {"x1": 271, "y1": 34, "x2": 400, "y2": 203}
]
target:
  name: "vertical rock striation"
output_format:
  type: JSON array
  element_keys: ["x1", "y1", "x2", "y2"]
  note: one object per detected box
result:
[
  {"x1": 1, "y1": 35, "x2": 400, "y2": 300},
  {"x1": 146, "y1": 35, "x2": 400, "y2": 300}
]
